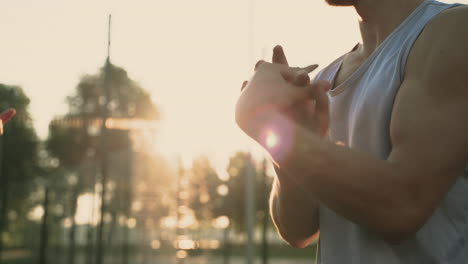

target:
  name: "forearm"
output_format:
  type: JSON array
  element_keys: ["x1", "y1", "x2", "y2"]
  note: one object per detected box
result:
[
  {"x1": 276, "y1": 125, "x2": 424, "y2": 243},
  {"x1": 270, "y1": 167, "x2": 319, "y2": 248}
]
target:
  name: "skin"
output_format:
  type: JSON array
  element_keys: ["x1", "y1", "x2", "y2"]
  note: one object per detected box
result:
[{"x1": 235, "y1": 0, "x2": 468, "y2": 248}]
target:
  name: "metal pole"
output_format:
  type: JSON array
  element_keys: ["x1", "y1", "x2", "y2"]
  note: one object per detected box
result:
[
  {"x1": 223, "y1": 226, "x2": 230, "y2": 264},
  {"x1": 261, "y1": 160, "x2": 268, "y2": 264},
  {"x1": 246, "y1": 0, "x2": 256, "y2": 262},
  {"x1": 176, "y1": 161, "x2": 183, "y2": 264},
  {"x1": 86, "y1": 162, "x2": 98, "y2": 264},
  {"x1": 68, "y1": 183, "x2": 80, "y2": 264},
  {"x1": 122, "y1": 143, "x2": 132, "y2": 264},
  {"x1": 38, "y1": 186, "x2": 50, "y2": 264},
  {"x1": 96, "y1": 14, "x2": 112, "y2": 264},
  {"x1": 245, "y1": 155, "x2": 256, "y2": 264}
]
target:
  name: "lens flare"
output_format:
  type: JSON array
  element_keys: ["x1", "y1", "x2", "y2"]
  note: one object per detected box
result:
[
  {"x1": 258, "y1": 113, "x2": 295, "y2": 163},
  {"x1": 265, "y1": 130, "x2": 279, "y2": 148}
]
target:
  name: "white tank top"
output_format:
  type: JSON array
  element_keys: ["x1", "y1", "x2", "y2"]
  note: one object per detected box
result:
[{"x1": 313, "y1": 1, "x2": 467, "y2": 263}]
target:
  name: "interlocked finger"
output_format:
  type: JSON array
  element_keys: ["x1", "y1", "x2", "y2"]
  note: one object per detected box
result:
[
  {"x1": 280, "y1": 64, "x2": 318, "y2": 86},
  {"x1": 272, "y1": 45, "x2": 289, "y2": 65}
]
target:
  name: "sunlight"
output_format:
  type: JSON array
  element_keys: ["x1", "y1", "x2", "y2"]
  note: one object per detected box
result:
[
  {"x1": 258, "y1": 114, "x2": 296, "y2": 164},
  {"x1": 199, "y1": 239, "x2": 220, "y2": 249},
  {"x1": 176, "y1": 250, "x2": 188, "y2": 259},
  {"x1": 161, "y1": 216, "x2": 177, "y2": 229},
  {"x1": 216, "y1": 184, "x2": 229, "y2": 196},
  {"x1": 50, "y1": 117, "x2": 159, "y2": 131},
  {"x1": 127, "y1": 218, "x2": 137, "y2": 229},
  {"x1": 27, "y1": 206, "x2": 44, "y2": 222},
  {"x1": 265, "y1": 130, "x2": 279, "y2": 149},
  {"x1": 62, "y1": 218, "x2": 73, "y2": 228},
  {"x1": 178, "y1": 215, "x2": 196, "y2": 229},
  {"x1": 131, "y1": 201, "x2": 143, "y2": 212},
  {"x1": 213, "y1": 215, "x2": 230, "y2": 229},
  {"x1": 75, "y1": 192, "x2": 100, "y2": 225},
  {"x1": 175, "y1": 237, "x2": 196, "y2": 250}
]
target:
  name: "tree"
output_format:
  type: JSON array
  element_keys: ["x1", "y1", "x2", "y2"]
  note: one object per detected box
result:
[
  {"x1": 218, "y1": 152, "x2": 272, "y2": 232},
  {"x1": 46, "y1": 62, "x2": 159, "y2": 264},
  {"x1": 0, "y1": 84, "x2": 40, "y2": 256},
  {"x1": 66, "y1": 64, "x2": 158, "y2": 120},
  {"x1": 188, "y1": 156, "x2": 223, "y2": 226}
]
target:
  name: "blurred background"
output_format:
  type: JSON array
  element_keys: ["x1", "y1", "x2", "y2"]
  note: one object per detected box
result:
[{"x1": 0, "y1": 0, "x2": 465, "y2": 263}]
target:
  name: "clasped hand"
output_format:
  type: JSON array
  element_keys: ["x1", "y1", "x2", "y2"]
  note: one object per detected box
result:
[{"x1": 235, "y1": 46, "x2": 331, "y2": 155}]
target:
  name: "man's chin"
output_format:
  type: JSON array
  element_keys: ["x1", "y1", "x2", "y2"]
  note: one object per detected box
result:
[{"x1": 325, "y1": 0, "x2": 357, "y2": 6}]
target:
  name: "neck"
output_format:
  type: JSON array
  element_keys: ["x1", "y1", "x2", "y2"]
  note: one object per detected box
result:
[{"x1": 354, "y1": 0, "x2": 425, "y2": 56}]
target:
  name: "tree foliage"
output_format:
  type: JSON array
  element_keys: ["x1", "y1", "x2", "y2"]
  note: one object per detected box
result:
[
  {"x1": 66, "y1": 63, "x2": 158, "y2": 120},
  {"x1": 187, "y1": 152, "x2": 273, "y2": 232},
  {"x1": 188, "y1": 156, "x2": 223, "y2": 225},
  {"x1": 45, "y1": 62, "x2": 162, "y2": 254},
  {"x1": 0, "y1": 83, "x2": 40, "y2": 248},
  {"x1": 47, "y1": 62, "x2": 160, "y2": 187},
  {"x1": 0, "y1": 84, "x2": 40, "y2": 201},
  {"x1": 220, "y1": 152, "x2": 272, "y2": 231}
]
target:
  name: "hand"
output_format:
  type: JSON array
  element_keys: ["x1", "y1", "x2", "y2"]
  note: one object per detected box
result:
[
  {"x1": 235, "y1": 46, "x2": 330, "y2": 148},
  {"x1": 271, "y1": 46, "x2": 330, "y2": 138},
  {"x1": 0, "y1": 108, "x2": 16, "y2": 135}
]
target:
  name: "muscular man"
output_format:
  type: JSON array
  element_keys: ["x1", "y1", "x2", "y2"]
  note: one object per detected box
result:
[{"x1": 235, "y1": 0, "x2": 468, "y2": 263}]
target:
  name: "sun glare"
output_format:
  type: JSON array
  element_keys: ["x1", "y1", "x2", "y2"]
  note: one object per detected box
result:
[
  {"x1": 75, "y1": 192, "x2": 100, "y2": 225},
  {"x1": 265, "y1": 130, "x2": 279, "y2": 148}
]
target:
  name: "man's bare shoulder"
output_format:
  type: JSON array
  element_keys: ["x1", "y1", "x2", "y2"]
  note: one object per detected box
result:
[
  {"x1": 415, "y1": 5, "x2": 468, "y2": 51},
  {"x1": 431, "y1": 4, "x2": 468, "y2": 25},
  {"x1": 405, "y1": 5, "x2": 468, "y2": 82}
]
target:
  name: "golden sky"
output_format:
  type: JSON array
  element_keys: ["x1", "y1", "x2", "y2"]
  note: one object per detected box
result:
[{"x1": 1, "y1": 0, "x2": 465, "y2": 167}]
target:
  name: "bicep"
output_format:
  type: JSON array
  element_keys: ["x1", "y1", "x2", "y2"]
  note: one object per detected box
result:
[
  {"x1": 387, "y1": 11, "x2": 468, "y2": 210},
  {"x1": 388, "y1": 78, "x2": 468, "y2": 202}
]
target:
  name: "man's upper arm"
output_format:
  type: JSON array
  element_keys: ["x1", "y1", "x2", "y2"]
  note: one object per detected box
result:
[{"x1": 388, "y1": 6, "x2": 468, "y2": 221}]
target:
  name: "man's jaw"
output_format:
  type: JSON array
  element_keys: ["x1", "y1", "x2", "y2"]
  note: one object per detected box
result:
[{"x1": 325, "y1": 0, "x2": 357, "y2": 7}]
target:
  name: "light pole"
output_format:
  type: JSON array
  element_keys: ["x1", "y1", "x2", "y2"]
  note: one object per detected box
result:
[
  {"x1": 246, "y1": 0, "x2": 257, "y2": 262},
  {"x1": 95, "y1": 15, "x2": 112, "y2": 264},
  {"x1": 261, "y1": 160, "x2": 269, "y2": 264},
  {"x1": 38, "y1": 186, "x2": 50, "y2": 264},
  {"x1": 245, "y1": 154, "x2": 256, "y2": 264}
]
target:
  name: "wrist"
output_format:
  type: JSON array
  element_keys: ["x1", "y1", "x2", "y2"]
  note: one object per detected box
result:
[
  {"x1": 275, "y1": 122, "x2": 329, "y2": 180},
  {"x1": 258, "y1": 112, "x2": 301, "y2": 165}
]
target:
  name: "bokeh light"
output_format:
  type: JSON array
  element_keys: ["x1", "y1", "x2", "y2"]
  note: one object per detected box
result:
[
  {"x1": 127, "y1": 218, "x2": 137, "y2": 229},
  {"x1": 150, "y1": 240, "x2": 161, "y2": 250},
  {"x1": 176, "y1": 250, "x2": 188, "y2": 259},
  {"x1": 216, "y1": 184, "x2": 229, "y2": 196},
  {"x1": 174, "y1": 236, "x2": 196, "y2": 250},
  {"x1": 213, "y1": 215, "x2": 230, "y2": 229}
]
